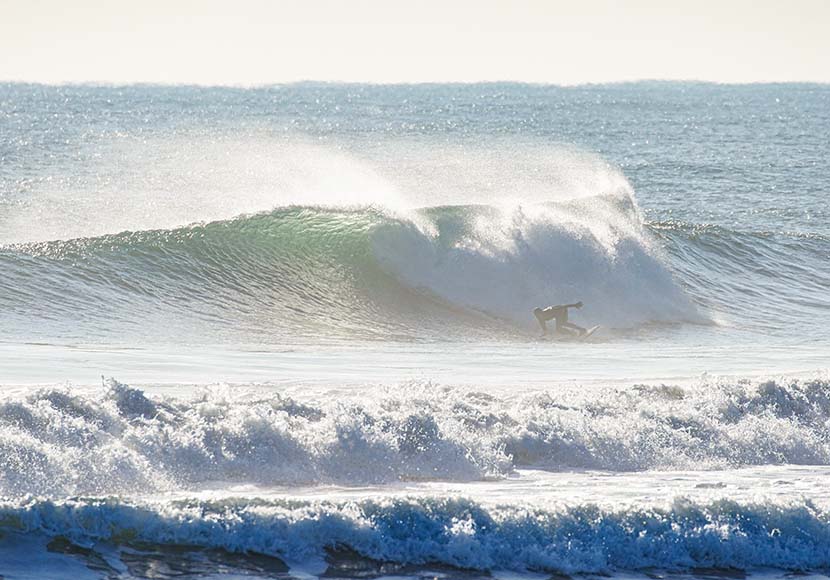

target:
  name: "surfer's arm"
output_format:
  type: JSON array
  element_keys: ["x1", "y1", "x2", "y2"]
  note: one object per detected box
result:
[{"x1": 565, "y1": 302, "x2": 584, "y2": 309}]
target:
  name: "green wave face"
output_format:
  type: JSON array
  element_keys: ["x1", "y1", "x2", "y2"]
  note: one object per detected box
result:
[
  {"x1": 1, "y1": 198, "x2": 706, "y2": 344},
  {"x1": 0, "y1": 206, "x2": 508, "y2": 343}
]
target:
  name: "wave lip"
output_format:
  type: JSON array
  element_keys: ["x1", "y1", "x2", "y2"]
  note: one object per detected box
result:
[{"x1": 4, "y1": 495, "x2": 830, "y2": 574}]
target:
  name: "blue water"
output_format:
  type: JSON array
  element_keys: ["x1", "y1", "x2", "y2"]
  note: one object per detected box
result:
[{"x1": 1, "y1": 82, "x2": 829, "y2": 578}]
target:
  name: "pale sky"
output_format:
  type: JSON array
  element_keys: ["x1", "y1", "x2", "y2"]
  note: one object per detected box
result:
[{"x1": 2, "y1": 0, "x2": 828, "y2": 85}]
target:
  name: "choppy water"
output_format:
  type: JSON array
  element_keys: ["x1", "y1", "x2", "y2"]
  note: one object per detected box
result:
[{"x1": 1, "y1": 82, "x2": 829, "y2": 579}]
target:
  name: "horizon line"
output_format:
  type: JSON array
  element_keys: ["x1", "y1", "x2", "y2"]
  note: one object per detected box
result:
[{"x1": 2, "y1": 78, "x2": 830, "y2": 90}]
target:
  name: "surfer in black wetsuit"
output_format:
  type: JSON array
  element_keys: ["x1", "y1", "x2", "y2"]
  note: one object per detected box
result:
[{"x1": 533, "y1": 302, "x2": 586, "y2": 336}]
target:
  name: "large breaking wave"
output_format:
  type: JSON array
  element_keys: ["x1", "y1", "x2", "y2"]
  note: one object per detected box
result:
[
  {"x1": 5, "y1": 133, "x2": 826, "y2": 343},
  {"x1": 0, "y1": 195, "x2": 704, "y2": 342},
  {"x1": 4, "y1": 127, "x2": 827, "y2": 345}
]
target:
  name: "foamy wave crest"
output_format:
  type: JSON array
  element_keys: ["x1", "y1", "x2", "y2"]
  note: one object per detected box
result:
[
  {"x1": 374, "y1": 195, "x2": 703, "y2": 329},
  {"x1": 2, "y1": 376, "x2": 830, "y2": 496},
  {"x1": 5, "y1": 495, "x2": 830, "y2": 573}
]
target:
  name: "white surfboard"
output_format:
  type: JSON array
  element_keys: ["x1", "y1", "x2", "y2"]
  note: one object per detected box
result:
[
  {"x1": 580, "y1": 325, "x2": 600, "y2": 340},
  {"x1": 539, "y1": 325, "x2": 600, "y2": 342}
]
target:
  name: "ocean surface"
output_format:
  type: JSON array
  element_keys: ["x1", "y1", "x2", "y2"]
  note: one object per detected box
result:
[{"x1": 0, "y1": 82, "x2": 829, "y2": 579}]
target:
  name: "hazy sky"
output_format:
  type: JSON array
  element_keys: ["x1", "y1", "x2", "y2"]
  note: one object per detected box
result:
[{"x1": 2, "y1": 0, "x2": 828, "y2": 85}]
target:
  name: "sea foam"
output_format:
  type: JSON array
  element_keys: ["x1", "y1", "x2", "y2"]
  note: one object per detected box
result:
[
  {"x1": 4, "y1": 494, "x2": 830, "y2": 573},
  {"x1": 1, "y1": 376, "x2": 829, "y2": 497}
]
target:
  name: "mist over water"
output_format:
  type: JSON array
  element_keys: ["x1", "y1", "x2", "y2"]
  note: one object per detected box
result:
[
  {"x1": 1, "y1": 82, "x2": 829, "y2": 577},
  {"x1": 1, "y1": 118, "x2": 711, "y2": 342}
]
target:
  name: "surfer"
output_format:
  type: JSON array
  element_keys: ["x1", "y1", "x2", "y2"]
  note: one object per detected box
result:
[{"x1": 533, "y1": 302, "x2": 586, "y2": 336}]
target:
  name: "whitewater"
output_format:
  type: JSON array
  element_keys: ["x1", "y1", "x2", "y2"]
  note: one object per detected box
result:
[{"x1": 1, "y1": 82, "x2": 829, "y2": 579}]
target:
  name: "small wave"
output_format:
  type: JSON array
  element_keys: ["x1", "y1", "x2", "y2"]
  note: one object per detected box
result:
[
  {"x1": 650, "y1": 219, "x2": 830, "y2": 333},
  {"x1": 4, "y1": 494, "x2": 830, "y2": 573},
  {"x1": 2, "y1": 376, "x2": 830, "y2": 497}
]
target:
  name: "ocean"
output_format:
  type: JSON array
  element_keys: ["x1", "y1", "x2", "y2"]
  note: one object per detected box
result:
[{"x1": 0, "y1": 81, "x2": 829, "y2": 579}]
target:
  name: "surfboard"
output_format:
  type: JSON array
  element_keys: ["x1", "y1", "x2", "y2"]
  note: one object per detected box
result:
[
  {"x1": 538, "y1": 325, "x2": 600, "y2": 342},
  {"x1": 580, "y1": 325, "x2": 600, "y2": 340}
]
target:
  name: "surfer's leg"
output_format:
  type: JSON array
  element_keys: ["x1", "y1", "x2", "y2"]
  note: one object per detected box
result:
[
  {"x1": 533, "y1": 308, "x2": 548, "y2": 334},
  {"x1": 553, "y1": 318, "x2": 576, "y2": 337}
]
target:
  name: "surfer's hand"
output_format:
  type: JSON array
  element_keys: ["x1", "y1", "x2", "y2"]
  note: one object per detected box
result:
[{"x1": 576, "y1": 301, "x2": 583, "y2": 308}]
